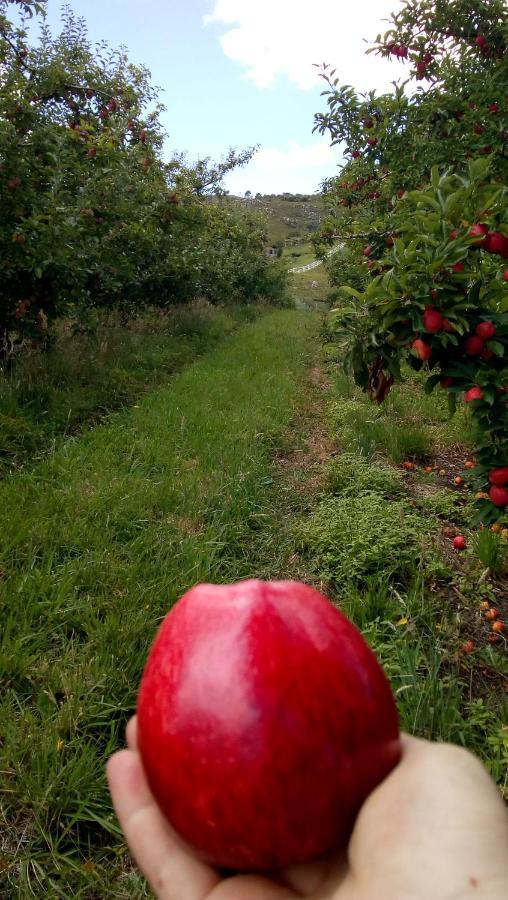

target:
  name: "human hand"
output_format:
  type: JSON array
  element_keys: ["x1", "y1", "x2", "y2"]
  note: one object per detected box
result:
[{"x1": 107, "y1": 717, "x2": 508, "y2": 900}]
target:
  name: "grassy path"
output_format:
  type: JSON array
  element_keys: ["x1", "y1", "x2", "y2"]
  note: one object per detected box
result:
[
  {"x1": 0, "y1": 310, "x2": 318, "y2": 898},
  {"x1": 2, "y1": 306, "x2": 506, "y2": 898}
]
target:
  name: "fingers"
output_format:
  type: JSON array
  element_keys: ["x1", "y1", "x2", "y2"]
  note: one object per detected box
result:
[
  {"x1": 107, "y1": 748, "x2": 219, "y2": 900},
  {"x1": 126, "y1": 714, "x2": 138, "y2": 751},
  {"x1": 348, "y1": 735, "x2": 508, "y2": 900},
  {"x1": 279, "y1": 850, "x2": 348, "y2": 895}
]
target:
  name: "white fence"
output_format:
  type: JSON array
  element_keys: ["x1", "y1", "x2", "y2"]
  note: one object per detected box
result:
[{"x1": 288, "y1": 242, "x2": 343, "y2": 274}]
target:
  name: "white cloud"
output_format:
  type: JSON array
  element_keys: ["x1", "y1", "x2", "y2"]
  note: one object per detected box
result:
[
  {"x1": 205, "y1": 0, "x2": 405, "y2": 93},
  {"x1": 223, "y1": 140, "x2": 340, "y2": 196}
]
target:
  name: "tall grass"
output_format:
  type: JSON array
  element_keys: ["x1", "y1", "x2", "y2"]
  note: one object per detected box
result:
[{"x1": 0, "y1": 303, "x2": 263, "y2": 474}]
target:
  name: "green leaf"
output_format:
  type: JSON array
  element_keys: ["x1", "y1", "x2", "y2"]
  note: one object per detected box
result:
[
  {"x1": 486, "y1": 341, "x2": 504, "y2": 357},
  {"x1": 447, "y1": 392, "x2": 457, "y2": 418},
  {"x1": 406, "y1": 192, "x2": 441, "y2": 212},
  {"x1": 337, "y1": 285, "x2": 364, "y2": 300},
  {"x1": 424, "y1": 373, "x2": 442, "y2": 394}
]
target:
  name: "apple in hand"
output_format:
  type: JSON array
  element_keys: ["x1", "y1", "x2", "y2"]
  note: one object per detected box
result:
[{"x1": 137, "y1": 580, "x2": 401, "y2": 871}]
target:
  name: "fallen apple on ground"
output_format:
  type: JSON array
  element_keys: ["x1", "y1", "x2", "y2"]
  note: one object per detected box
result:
[{"x1": 137, "y1": 579, "x2": 401, "y2": 871}]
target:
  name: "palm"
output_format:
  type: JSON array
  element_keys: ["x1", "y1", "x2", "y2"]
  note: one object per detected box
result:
[{"x1": 107, "y1": 720, "x2": 508, "y2": 900}]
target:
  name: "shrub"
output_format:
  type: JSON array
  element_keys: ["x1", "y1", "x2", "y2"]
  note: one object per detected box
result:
[{"x1": 296, "y1": 493, "x2": 431, "y2": 586}]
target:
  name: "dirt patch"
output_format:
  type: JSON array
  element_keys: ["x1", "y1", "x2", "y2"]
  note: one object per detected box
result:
[{"x1": 273, "y1": 363, "x2": 338, "y2": 496}]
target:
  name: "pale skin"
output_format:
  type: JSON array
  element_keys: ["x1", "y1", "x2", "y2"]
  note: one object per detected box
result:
[{"x1": 107, "y1": 717, "x2": 508, "y2": 900}]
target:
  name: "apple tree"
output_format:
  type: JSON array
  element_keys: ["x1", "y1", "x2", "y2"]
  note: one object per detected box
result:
[{"x1": 314, "y1": 0, "x2": 508, "y2": 519}]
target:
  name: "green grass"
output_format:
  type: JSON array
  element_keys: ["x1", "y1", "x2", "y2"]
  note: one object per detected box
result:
[
  {"x1": 292, "y1": 348, "x2": 507, "y2": 796},
  {"x1": 327, "y1": 367, "x2": 472, "y2": 463},
  {"x1": 0, "y1": 304, "x2": 264, "y2": 475},
  {"x1": 2, "y1": 304, "x2": 506, "y2": 896},
  {"x1": 0, "y1": 309, "x2": 318, "y2": 898},
  {"x1": 282, "y1": 242, "x2": 318, "y2": 267},
  {"x1": 289, "y1": 264, "x2": 330, "y2": 309}
]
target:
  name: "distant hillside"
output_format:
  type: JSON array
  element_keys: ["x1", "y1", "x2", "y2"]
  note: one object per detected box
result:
[{"x1": 229, "y1": 193, "x2": 325, "y2": 246}]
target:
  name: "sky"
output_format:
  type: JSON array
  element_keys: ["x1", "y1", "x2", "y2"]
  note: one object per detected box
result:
[{"x1": 23, "y1": 0, "x2": 406, "y2": 195}]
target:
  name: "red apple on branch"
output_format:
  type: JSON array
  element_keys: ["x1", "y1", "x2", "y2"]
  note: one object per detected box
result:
[
  {"x1": 464, "y1": 386, "x2": 484, "y2": 402},
  {"x1": 411, "y1": 338, "x2": 432, "y2": 360},
  {"x1": 489, "y1": 486, "x2": 508, "y2": 507},
  {"x1": 137, "y1": 580, "x2": 401, "y2": 871},
  {"x1": 489, "y1": 468, "x2": 508, "y2": 486},
  {"x1": 476, "y1": 321, "x2": 496, "y2": 340},
  {"x1": 423, "y1": 307, "x2": 444, "y2": 333}
]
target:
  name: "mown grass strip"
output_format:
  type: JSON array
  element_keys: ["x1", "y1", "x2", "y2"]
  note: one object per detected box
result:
[
  {"x1": 0, "y1": 309, "x2": 318, "y2": 898},
  {"x1": 0, "y1": 304, "x2": 264, "y2": 475}
]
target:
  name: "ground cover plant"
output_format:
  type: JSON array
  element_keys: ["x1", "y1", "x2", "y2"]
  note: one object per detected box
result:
[{"x1": 293, "y1": 359, "x2": 507, "y2": 796}]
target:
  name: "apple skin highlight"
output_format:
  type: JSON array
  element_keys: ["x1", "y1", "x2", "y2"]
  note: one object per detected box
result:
[{"x1": 137, "y1": 579, "x2": 401, "y2": 871}]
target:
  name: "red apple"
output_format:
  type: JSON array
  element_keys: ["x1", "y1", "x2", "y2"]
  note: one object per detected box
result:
[
  {"x1": 489, "y1": 486, "x2": 508, "y2": 507},
  {"x1": 363, "y1": 245, "x2": 373, "y2": 258},
  {"x1": 489, "y1": 467, "x2": 508, "y2": 486},
  {"x1": 367, "y1": 137, "x2": 378, "y2": 147},
  {"x1": 475, "y1": 35, "x2": 488, "y2": 49},
  {"x1": 453, "y1": 535, "x2": 466, "y2": 550},
  {"x1": 473, "y1": 123, "x2": 484, "y2": 135},
  {"x1": 465, "y1": 335, "x2": 484, "y2": 355},
  {"x1": 423, "y1": 307, "x2": 444, "y2": 333},
  {"x1": 469, "y1": 223, "x2": 488, "y2": 244},
  {"x1": 503, "y1": 270, "x2": 508, "y2": 281},
  {"x1": 451, "y1": 261, "x2": 465, "y2": 272},
  {"x1": 351, "y1": 150, "x2": 361, "y2": 159},
  {"x1": 464, "y1": 386, "x2": 484, "y2": 402},
  {"x1": 476, "y1": 321, "x2": 496, "y2": 340},
  {"x1": 411, "y1": 338, "x2": 432, "y2": 361},
  {"x1": 484, "y1": 231, "x2": 508, "y2": 257},
  {"x1": 489, "y1": 103, "x2": 499, "y2": 114},
  {"x1": 440, "y1": 377, "x2": 454, "y2": 388},
  {"x1": 137, "y1": 580, "x2": 401, "y2": 871}
]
